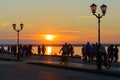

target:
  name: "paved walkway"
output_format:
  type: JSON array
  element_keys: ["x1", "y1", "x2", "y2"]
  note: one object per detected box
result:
[
  {"x1": 25, "y1": 55, "x2": 120, "y2": 76},
  {"x1": 27, "y1": 56, "x2": 120, "y2": 70},
  {"x1": 0, "y1": 54, "x2": 120, "y2": 77}
]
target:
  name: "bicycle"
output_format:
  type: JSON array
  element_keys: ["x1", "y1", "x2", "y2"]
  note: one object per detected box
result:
[
  {"x1": 96, "y1": 56, "x2": 111, "y2": 70},
  {"x1": 103, "y1": 59, "x2": 111, "y2": 69},
  {"x1": 59, "y1": 54, "x2": 68, "y2": 66}
]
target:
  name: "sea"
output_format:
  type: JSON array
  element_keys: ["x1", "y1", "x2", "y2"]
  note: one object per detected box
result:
[{"x1": 32, "y1": 46, "x2": 120, "y2": 62}]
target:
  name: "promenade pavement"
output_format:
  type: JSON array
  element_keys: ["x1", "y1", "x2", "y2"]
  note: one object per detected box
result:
[{"x1": 0, "y1": 54, "x2": 120, "y2": 77}]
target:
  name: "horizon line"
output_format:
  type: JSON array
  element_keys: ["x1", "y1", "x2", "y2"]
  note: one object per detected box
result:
[{"x1": 0, "y1": 43, "x2": 120, "y2": 47}]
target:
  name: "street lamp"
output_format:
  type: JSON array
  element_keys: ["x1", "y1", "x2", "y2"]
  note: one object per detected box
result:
[
  {"x1": 90, "y1": 3, "x2": 107, "y2": 69},
  {"x1": 12, "y1": 23, "x2": 24, "y2": 61}
]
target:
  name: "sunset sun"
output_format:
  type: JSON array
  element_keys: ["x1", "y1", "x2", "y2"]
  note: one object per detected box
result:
[{"x1": 45, "y1": 34, "x2": 55, "y2": 41}]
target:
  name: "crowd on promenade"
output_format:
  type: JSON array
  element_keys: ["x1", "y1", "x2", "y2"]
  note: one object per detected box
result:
[
  {"x1": 0, "y1": 42, "x2": 119, "y2": 64},
  {"x1": 82, "y1": 42, "x2": 119, "y2": 63},
  {"x1": 0, "y1": 45, "x2": 33, "y2": 57},
  {"x1": 0, "y1": 44, "x2": 46, "y2": 58}
]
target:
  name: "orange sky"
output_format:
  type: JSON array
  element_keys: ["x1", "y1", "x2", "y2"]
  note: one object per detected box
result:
[{"x1": 0, "y1": 0, "x2": 120, "y2": 44}]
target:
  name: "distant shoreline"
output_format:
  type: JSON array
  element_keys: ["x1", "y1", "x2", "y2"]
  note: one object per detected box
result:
[{"x1": 0, "y1": 44, "x2": 120, "y2": 47}]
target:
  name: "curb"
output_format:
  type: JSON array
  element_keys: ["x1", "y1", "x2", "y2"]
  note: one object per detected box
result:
[
  {"x1": 0, "y1": 57, "x2": 25, "y2": 62},
  {"x1": 0, "y1": 57, "x2": 17, "y2": 61},
  {"x1": 27, "y1": 62, "x2": 120, "y2": 78}
]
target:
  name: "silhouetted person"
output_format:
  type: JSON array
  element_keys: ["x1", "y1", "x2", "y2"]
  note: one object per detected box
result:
[
  {"x1": 19, "y1": 45, "x2": 24, "y2": 58},
  {"x1": 38, "y1": 45, "x2": 41, "y2": 57},
  {"x1": 107, "y1": 44, "x2": 114, "y2": 62},
  {"x1": 91, "y1": 44, "x2": 97, "y2": 61},
  {"x1": 28, "y1": 45, "x2": 33, "y2": 56},
  {"x1": 7, "y1": 46, "x2": 10, "y2": 54},
  {"x1": 85, "y1": 42, "x2": 92, "y2": 62},
  {"x1": 59, "y1": 43, "x2": 69, "y2": 57},
  {"x1": 59, "y1": 43, "x2": 69, "y2": 65},
  {"x1": 1, "y1": 46, "x2": 5, "y2": 54},
  {"x1": 82, "y1": 44, "x2": 86, "y2": 62},
  {"x1": 69, "y1": 44, "x2": 74, "y2": 57},
  {"x1": 13, "y1": 45, "x2": 17, "y2": 56},
  {"x1": 114, "y1": 45, "x2": 119, "y2": 62},
  {"x1": 100, "y1": 44, "x2": 107, "y2": 63},
  {"x1": 41, "y1": 45, "x2": 46, "y2": 56}
]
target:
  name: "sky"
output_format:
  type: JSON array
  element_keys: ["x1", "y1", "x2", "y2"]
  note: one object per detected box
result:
[{"x1": 0, "y1": 0, "x2": 120, "y2": 44}]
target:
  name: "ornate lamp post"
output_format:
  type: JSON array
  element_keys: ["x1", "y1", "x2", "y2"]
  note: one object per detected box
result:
[
  {"x1": 12, "y1": 23, "x2": 24, "y2": 61},
  {"x1": 90, "y1": 3, "x2": 107, "y2": 69}
]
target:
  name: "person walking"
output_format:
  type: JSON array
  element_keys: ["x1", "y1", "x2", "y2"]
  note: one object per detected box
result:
[
  {"x1": 100, "y1": 44, "x2": 107, "y2": 63},
  {"x1": 82, "y1": 44, "x2": 87, "y2": 62},
  {"x1": 114, "y1": 45, "x2": 119, "y2": 62},
  {"x1": 38, "y1": 45, "x2": 41, "y2": 58},
  {"x1": 69, "y1": 44, "x2": 74, "y2": 57},
  {"x1": 85, "y1": 42, "x2": 92, "y2": 62},
  {"x1": 59, "y1": 43, "x2": 69, "y2": 65},
  {"x1": 41, "y1": 44, "x2": 46, "y2": 56},
  {"x1": 107, "y1": 44, "x2": 114, "y2": 62}
]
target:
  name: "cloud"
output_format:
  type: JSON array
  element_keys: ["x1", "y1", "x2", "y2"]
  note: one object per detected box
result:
[
  {"x1": 59, "y1": 28, "x2": 96, "y2": 34},
  {"x1": 0, "y1": 22, "x2": 10, "y2": 27},
  {"x1": 74, "y1": 16, "x2": 94, "y2": 19},
  {"x1": 26, "y1": 24, "x2": 41, "y2": 27},
  {"x1": 60, "y1": 30, "x2": 80, "y2": 33}
]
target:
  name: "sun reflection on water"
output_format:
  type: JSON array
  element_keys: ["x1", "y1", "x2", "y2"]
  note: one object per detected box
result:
[{"x1": 46, "y1": 46, "x2": 52, "y2": 55}]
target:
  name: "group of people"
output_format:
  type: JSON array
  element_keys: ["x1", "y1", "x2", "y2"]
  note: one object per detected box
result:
[
  {"x1": 0, "y1": 45, "x2": 33, "y2": 57},
  {"x1": 37, "y1": 44, "x2": 46, "y2": 56},
  {"x1": 82, "y1": 42, "x2": 119, "y2": 63},
  {"x1": 59, "y1": 43, "x2": 74, "y2": 57},
  {"x1": 0, "y1": 44, "x2": 46, "y2": 58},
  {"x1": 59, "y1": 43, "x2": 74, "y2": 64},
  {"x1": 18, "y1": 45, "x2": 33, "y2": 57}
]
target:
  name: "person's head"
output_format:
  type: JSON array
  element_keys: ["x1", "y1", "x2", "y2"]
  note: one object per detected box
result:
[
  {"x1": 115, "y1": 45, "x2": 118, "y2": 48},
  {"x1": 87, "y1": 42, "x2": 89, "y2": 45},
  {"x1": 65, "y1": 42, "x2": 67, "y2": 45}
]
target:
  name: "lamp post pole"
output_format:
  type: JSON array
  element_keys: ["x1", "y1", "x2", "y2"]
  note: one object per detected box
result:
[
  {"x1": 97, "y1": 14, "x2": 101, "y2": 47},
  {"x1": 90, "y1": 4, "x2": 107, "y2": 69},
  {"x1": 17, "y1": 30, "x2": 20, "y2": 61},
  {"x1": 12, "y1": 23, "x2": 24, "y2": 61}
]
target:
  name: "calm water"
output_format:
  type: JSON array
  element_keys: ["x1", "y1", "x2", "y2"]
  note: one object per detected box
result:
[
  {"x1": 32, "y1": 46, "x2": 120, "y2": 62},
  {"x1": 33, "y1": 46, "x2": 82, "y2": 56}
]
